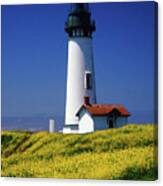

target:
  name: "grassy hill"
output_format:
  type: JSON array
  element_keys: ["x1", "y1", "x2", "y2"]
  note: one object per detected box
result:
[{"x1": 1, "y1": 124, "x2": 157, "y2": 180}]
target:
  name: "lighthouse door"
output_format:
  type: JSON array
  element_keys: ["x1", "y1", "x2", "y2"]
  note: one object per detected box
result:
[
  {"x1": 107, "y1": 115, "x2": 114, "y2": 128},
  {"x1": 109, "y1": 120, "x2": 114, "y2": 128}
]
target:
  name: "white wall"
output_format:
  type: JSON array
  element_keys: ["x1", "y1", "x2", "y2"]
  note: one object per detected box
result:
[
  {"x1": 65, "y1": 37, "x2": 96, "y2": 126},
  {"x1": 94, "y1": 116, "x2": 128, "y2": 130},
  {"x1": 62, "y1": 127, "x2": 79, "y2": 134},
  {"x1": 116, "y1": 117, "x2": 128, "y2": 127},
  {"x1": 78, "y1": 110, "x2": 94, "y2": 133},
  {"x1": 94, "y1": 116, "x2": 108, "y2": 130}
]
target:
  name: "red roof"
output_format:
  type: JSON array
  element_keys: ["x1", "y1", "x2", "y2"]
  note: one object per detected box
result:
[{"x1": 76, "y1": 104, "x2": 130, "y2": 117}]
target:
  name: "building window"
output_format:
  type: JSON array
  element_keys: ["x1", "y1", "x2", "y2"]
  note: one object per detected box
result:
[{"x1": 85, "y1": 72, "x2": 92, "y2": 90}]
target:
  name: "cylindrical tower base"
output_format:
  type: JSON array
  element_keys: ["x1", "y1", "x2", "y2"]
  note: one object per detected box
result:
[{"x1": 64, "y1": 37, "x2": 96, "y2": 130}]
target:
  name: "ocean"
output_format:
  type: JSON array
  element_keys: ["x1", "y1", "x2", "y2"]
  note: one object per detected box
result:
[
  {"x1": 1, "y1": 111, "x2": 156, "y2": 132},
  {"x1": 1, "y1": 116, "x2": 64, "y2": 132}
]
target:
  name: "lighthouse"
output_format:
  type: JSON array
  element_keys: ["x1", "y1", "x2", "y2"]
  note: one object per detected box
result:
[{"x1": 63, "y1": 3, "x2": 96, "y2": 133}]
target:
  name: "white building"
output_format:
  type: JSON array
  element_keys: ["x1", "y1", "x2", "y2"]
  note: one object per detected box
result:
[
  {"x1": 63, "y1": 4, "x2": 96, "y2": 133},
  {"x1": 63, "y1": 97, "x2": 130, "y2": 134},
  {"x1": 62, "y1": 3, "x2": 130, "y2": 134}
]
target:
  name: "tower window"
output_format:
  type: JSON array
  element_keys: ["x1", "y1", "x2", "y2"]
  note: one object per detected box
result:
[{"x1": 85, "y1": 72, "x2": 92, "y2": 90}]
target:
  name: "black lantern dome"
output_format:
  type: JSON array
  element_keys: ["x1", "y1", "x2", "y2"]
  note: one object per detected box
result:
[{"x1": 65, "y1": 3, "x2": 96, "y2": 37}]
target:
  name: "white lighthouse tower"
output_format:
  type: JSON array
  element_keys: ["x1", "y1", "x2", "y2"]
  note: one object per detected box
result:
[{"x1": 63, "y1": 3, "x2": 96, "y2": 133}]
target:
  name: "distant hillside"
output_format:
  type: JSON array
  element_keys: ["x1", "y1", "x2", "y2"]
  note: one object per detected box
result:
[{"x1": 1, "y1": 124, "x2": 157, "y2": 180}]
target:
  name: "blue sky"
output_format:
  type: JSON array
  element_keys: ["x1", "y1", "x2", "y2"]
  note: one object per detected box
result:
[{"x1": 2, "y1": 2, "x2": 157, "y2": 123}]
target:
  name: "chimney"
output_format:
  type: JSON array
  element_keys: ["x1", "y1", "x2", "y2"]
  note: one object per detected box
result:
[{"x1": 84, "y1": 96, "x2": 90, "y2": 105}]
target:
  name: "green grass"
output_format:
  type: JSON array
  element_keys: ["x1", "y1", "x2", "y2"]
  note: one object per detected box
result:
[{"x1": 1, "y1": 124, "x2": 158, "y2": 180}]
